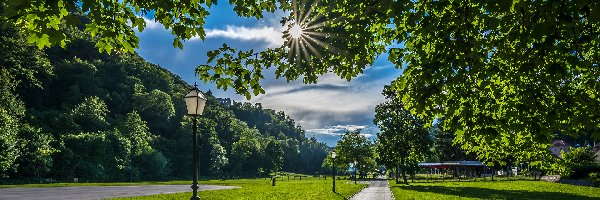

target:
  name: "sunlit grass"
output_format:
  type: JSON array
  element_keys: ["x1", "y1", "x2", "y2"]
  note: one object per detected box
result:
[
  {"x1": 389, "y1": 179, "x2": 600, "y2": 200},
  {"x1": 114, "y1": 177, "x2": 366, "y2": 200}
]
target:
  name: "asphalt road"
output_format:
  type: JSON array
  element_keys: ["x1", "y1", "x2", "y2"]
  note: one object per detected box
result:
[
  {"x1": 0, "y1": 184, "x2": 239, "y2": 200},
  {"x1": 349, "y1": 178, "x2": 394, "y2": 200}
]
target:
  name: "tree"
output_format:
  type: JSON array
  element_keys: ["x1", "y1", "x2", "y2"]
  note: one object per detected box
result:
[
  {"x1": 432, "y1": 118, "x2": 476, "y2": 162},
  {"x1": 299, "y1": 137, "x2": 328, "y2": 174},
  {"x1": 199, "y1": 0, "x2": 600, "y2": 168},
  {"x1": 14, "y1": 125, "x2": 57, "y2": 179},
  {"x1": 208, "y1": 143, "x2": 228, "y2": 176},
  {"x1": 558, "y1": 147, "x2": 600, "y2": 179},
  {"x1": 0, "y1": 0, "x2": 291, "y2": 53},
  {"x1": 263, "y1": 139, "x2": 283, "y2": 175},
  {"x1": 119, "y1": 111, "x2": 155, "y2": 181},
  {"x1": 374, "y1": 83, "x2": 432, "y2": 184},
  {"x1": 334, "y1": 130, "x2": 377, "y2": 179},
  {"x1": 229, "y1": 127, "x2": 262, "y2": 176},
  {"x1": 70, "y1": 96, "x2": 109, "y2": 132},
  {"x1": 54, "y1": 132, "x2": 112, "y2": 181},
  {"x1": 132, "y1": 89, "x2": 175, "y2": 135},
  {"x1": 0, "y1": 14, "x2": 341, "y2": 181},
  {"x1": 0, "y1": 70, "x2": 25, "y2": 177}
]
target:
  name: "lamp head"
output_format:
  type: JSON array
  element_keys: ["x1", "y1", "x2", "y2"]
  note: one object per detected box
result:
[{"x1": 184, "y1": 85, "x2": 207, "y2": 116}]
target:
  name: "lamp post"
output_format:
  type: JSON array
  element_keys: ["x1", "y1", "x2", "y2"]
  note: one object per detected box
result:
[
  {"x1": 331, "y1": 151, "x2": 336, "y2": 193},
  {"x1": 353, "y1": 161, "x2": 357, "y2": 184},
  {"x1": 184, "y1": 83, "x2": 207, "y2": 200}
]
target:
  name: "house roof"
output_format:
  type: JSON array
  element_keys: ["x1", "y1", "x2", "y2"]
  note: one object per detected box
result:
[
  {"x1": 418, "y1": 161, "x2": 485, "y2": 168},
  {"x1": 551, "y1": 140, "x2": 570, "y2": 147}
]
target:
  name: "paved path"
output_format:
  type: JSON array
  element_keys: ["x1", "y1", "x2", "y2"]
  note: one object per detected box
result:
[
  {"x1": 0, "y1": 184, "x2": 239, "y2": 200},
  {"x1": 350, "y1": 178, "x2": 393, "y2": 200}
]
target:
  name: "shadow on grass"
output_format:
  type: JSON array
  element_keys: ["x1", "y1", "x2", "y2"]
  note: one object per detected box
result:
[
  {"x1": 394, "y1": 185, "x2": 597, "y2": 200},
  {"x1": 403, "y1": 178, "x2": 530, "y2": 184},
  {"x1": 333, "y1": 192, "x2": 349, "y2": 200}
]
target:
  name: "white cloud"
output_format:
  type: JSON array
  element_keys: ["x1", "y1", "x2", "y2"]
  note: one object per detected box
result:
[
  {"x1": 200, "y1": 25, "x2": 284, "y2": 48},
  {"x1": 304, "y1": 125, "x2": 379, "y2": 146},
  {"x1": 249, "y1": 69, "x2": 394, "y2": 129},
  {"x1": 143, "y1": 18, "x2": 163, "y2": 30}
]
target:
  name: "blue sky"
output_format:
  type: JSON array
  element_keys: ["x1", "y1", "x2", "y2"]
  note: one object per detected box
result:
[{"x1": 134, "y1": 1, "x2": 402, "y2": 146}]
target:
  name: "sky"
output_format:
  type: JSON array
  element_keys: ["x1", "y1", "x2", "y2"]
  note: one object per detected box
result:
[{"x1": 134, "y1": 2, "x2": 402, "y2": 146}]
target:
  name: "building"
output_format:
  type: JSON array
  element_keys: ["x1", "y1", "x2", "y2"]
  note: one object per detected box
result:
[
  {"x1": 216, "y1": 98, "x2": 233, "y2": 106},
  {"x1": 418, "y1": 161, "x2": 486, "y2": 178},
  {"x1": 549, "y1": 140, "x2": 571, "y2": 159},
  {"x1": 594, "y1": 144, "x2": 600, "y2": 162}
]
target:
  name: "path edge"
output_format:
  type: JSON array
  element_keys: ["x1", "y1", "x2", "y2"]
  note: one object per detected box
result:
[
  {"x1": 387, "y1": 179, "x2": 395, "y2": 200},
  {"x1": 346, "y1": 182, "x2": 369, "y2": 200}
]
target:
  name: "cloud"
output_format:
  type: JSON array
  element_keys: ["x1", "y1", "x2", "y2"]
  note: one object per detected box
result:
[
  {"x1": 200, "y1": 25, "x2": 284, "y2": 48},
  {"x1": 132, "y1": 3, "x2": 404, "y2": 146},
  {"x1": 305, "y1": 125, "x2": 380, "y2": 146},
  {"x1": 248, "y1": 62, "x2": 401, "y2": 130},
  {"x1": 141, "y1": 17, "x2": 164, "y2": 30}
]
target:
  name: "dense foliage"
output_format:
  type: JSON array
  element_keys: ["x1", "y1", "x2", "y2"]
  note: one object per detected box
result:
[
  {"x1": 4, "y1": 0, "x2": 599, "y2": 175},
  {"x1": 374, "y1": 83, "x2": 432, "y2": 184},
  {"x1": 552, "y1": 147, "x2": 600, "y2": 179},
  {"x1": 431, "y1": 117, "x2": 477, "y2": 162},
  {"x1": 323, "y1": 131, "x2": 377, "y2": 179},
  {"x1": 0, "y1": 0, "x2": 293, "y2": 53},
  {"x1": 204, "y1": 1, "x2": 599, "y2": 170},
  {"x1": 0, "y1": 23, "x2": 328, "y2": 182}
]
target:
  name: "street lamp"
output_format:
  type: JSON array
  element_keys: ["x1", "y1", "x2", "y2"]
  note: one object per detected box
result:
[
  {"x1": 353, "y1": 161, "x2": 357, "y2": 184},
  {"x1": 331, "y1": 151, "x2": 336, "y2": 193},
  {"x1": 184, "y1": 83, "x2": 207, "y2": 200}
]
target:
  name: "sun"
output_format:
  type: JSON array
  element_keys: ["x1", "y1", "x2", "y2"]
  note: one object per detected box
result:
[
  {"x1": 289, "y1": 23, "x2": 304, "y2": 39},
  {"x1": 283, "y1": 0, "x2": 339, "y2": 63}
]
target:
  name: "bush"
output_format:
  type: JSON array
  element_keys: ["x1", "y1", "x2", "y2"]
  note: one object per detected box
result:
[
  {"x1": 138, "y1": 150, "x2": 169, "y2": 180},
  {"x1": 571, "y1": 163, "x2": 600, "y2": 180},
  {"x1": 559, "y1": 147, "x2": 600, "y2": 179},
  {"x1": 589, "y1": 172, "x2": 600, "y2": 187}
]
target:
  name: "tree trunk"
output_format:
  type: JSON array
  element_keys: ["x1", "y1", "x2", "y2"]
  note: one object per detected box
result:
[
  {"x1": 401, "y1": 168, "x2": 408, "y2": 184},
  {"x1": 395, "y1": 164, "x2": 399, "y2": 184},
  {"x1": 400, "y1": 157, "x2": 408, "y2": 184}
]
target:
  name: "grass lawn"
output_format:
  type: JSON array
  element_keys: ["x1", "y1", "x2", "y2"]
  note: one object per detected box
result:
[
  {"x1": 389, "y1": 179, "x2": 600, "y2": 200},
  {"x1": 113, "y1": 177, "x2": 366, "y2": 200}
]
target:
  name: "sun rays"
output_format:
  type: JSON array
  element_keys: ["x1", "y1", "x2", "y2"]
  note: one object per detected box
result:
[{"x1": 283, "y1": 0, "x2": 339, "y2": 64}]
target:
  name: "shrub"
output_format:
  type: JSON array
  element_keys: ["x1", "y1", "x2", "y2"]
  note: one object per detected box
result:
[
  {"x1": 560, "y1": 147, "x2": 600, "y2": 179},
  {"x1": 589, "y1": 172, "x2": 600, "y2": 187}
]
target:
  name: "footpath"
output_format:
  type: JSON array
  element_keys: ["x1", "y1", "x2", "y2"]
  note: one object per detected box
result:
[{"x1": 349, "y1": 178, "x2": 394, "y2": 200}]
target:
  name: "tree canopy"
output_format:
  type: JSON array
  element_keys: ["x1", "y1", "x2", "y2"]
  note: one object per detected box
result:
[
  {"x1": 0, "y1": 19, "x2": 329, "y2": 182},
  {"x1": 330, "y1": 130, "x2": 377, "y2": 179},
  {"x1": 374, "y1": 83, "x2": 432, "y2": 184},
  {"x1": 2, "y1": 0, "x2": 599, "y2": 174}
]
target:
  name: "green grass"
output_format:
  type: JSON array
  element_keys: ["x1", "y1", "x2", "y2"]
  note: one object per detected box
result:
[
  {"x1": 389, "y1": 179, "x2": 600, "y2": 200},
  {"x1": 114, "y1": 177, "x2": 366, "y2": 200}
]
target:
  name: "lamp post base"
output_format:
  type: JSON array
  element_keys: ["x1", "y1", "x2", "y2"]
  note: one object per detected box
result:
[{"x1": 190, "y1": 184, "x2": 199, "y2": 200}]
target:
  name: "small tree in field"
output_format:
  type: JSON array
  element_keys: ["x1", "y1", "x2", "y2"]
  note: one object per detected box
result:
[
  {"x1": 374, "y1": 83, "x2": 432, "y2": 184},
  {"x1": 334, "y1": 130, "x2": 377, "y2": 179}
]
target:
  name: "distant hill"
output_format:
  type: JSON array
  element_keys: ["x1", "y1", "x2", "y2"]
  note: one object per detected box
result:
[{"x1": 0, "y1": 21, "x2": 328, "y2": 182}]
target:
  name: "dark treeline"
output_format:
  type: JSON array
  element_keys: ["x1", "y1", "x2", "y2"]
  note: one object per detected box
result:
[{"x1": 0, "y1": 21, "x2": 328, "y2": 183}]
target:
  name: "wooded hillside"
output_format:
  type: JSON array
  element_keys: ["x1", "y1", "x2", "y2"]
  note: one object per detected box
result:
[{"x1": 0, "y1": 23, "x2": 328, "y2": 183}]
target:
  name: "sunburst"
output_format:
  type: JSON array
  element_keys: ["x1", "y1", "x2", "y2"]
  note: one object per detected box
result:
[
  {"x1": 289, "y1": 23, "x2": 304, "y2": 39},
  {"x1": 282, "y1": 0, "x2": 339, "y2": 63}
]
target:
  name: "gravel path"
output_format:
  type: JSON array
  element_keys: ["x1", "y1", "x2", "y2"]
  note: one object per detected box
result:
[
  {"x1": 0, "y1": 184, "x2": 239, "y2": 200},
  {"x1": 349, "y1": 178, "x2": 393, "y2": 200}
]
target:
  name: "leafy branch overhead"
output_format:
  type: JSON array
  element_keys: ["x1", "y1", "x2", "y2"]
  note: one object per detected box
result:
[
  {"x1": 3, "y1": 0, "x2": 600, "y2": 166},
  {"x1": 0, "y1": 0, "x2": 288, "y2": 53}
]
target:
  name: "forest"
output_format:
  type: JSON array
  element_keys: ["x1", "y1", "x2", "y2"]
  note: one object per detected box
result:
[{"x1": 0, "y1": 22, "x2": 329, "y2": 183}]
